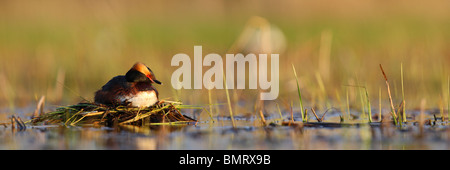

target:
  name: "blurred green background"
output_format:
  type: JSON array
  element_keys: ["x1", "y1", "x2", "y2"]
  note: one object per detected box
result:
[{"x1": 1, "y1": 0, "x2": 450, "y2": 114}]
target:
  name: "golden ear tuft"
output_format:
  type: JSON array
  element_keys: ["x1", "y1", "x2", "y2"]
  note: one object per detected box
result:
[{"x1": 131, "y1": 62, "x2": 151, "y2": 76}]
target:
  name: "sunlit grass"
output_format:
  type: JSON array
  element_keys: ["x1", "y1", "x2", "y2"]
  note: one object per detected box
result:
[
  {"x1": 292, "y1": 64, "x2": 305, "y2": 122},
  {"x1": 380, "y1": 64, "x2": 398, "y2": 125},
  {"x1": 401, "y1": 62, "x2": 406, "y2": 123}
]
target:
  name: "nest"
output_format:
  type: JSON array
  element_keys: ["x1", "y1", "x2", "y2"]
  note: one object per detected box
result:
[{"x1": 30, "y1": 101, "x2": 197, "y2": 127}]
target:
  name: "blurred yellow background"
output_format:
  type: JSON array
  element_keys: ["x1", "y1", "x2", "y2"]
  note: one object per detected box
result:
[{"x1": 1, "y1": 0, "x2": 450, "y2": 114}]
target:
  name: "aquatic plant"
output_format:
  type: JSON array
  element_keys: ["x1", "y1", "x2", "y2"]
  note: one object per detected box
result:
[{"x1": 292, "y1": 64, "x2": 306, "y2": 122}]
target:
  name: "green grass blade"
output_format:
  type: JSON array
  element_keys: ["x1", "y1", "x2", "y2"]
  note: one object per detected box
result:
[
  {"x1": 364, "y1": 87, "x2": 372, "y2": 123},
  {"x1": 276, "y1": 102, "x2": 283, "y2": 122},
  {"x1": 292, "y1": 64, "x2": 305, "y2": 122},
  {"x1": 401, "y1": 62, "x2": 406, "y2": 122}
]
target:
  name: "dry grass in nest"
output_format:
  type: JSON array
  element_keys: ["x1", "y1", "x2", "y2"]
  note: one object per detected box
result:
[{"x1": 29, "y1": 101, "x2": 197, "y2": 127}]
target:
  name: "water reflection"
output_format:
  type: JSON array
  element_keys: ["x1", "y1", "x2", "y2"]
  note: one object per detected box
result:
[{"x1": 1, "y1": 119, "x2": 450, "y2": 150}]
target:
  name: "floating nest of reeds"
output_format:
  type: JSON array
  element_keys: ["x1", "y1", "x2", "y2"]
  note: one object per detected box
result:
[{"x1": 30, "y1": 101, "x2": 197, "y2": 127}]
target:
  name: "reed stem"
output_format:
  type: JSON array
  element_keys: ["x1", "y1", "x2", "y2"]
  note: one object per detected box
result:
[
  {"x1": 292, "y1": 64, "x2": 305, "y2": 122},
  {"x1": 379, "y1": 64, "x2": 398, "y2": 125},
  {"x1": 401, "y1": 62, "x2": 406, "y2": 122}
]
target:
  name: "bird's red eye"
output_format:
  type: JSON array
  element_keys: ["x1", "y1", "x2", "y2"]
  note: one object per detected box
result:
[{"x1": 146, "y1": 74, "x2": 155, "y2": 83}]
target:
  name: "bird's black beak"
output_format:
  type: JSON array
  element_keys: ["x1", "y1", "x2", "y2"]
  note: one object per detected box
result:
[
  {"x1": 146, "y1": 74, "x2": 162, "y2": 85},
  {"x1": 153, "y1": 79, "x2": 162, "y2": 85}
]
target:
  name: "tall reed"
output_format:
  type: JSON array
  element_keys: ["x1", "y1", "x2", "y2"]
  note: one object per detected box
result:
[
  {"x1": 379, "y1": 64, "x2": 398, "y2": 125},
  {"x1": 401, "y1": 62, "x2": 406, "y2": 122}
]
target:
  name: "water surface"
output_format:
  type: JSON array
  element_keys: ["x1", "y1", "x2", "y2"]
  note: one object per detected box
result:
[{"x1": 1, "y1": 112, "x2": 449, "y2": 150}]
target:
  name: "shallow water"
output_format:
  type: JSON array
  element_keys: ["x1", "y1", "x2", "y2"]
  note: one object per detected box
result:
[
  {"x1": 1, "y1": 105, "x2": 450, "y2": 150},
  {"x1": 1, "y1": 117, "x2": 450, "y2": 150}
]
